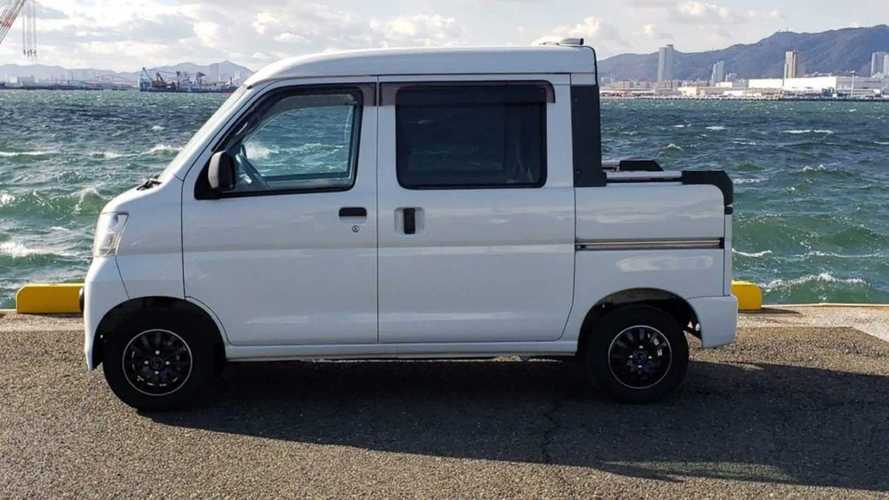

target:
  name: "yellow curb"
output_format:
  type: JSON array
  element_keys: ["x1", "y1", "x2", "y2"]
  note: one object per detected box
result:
[
  {"x1": 732, "y1": 280, "x2": 762, "y2": 312},
  {"x1": 16, "y1": 283, "x2": 83, "y2": 314}
]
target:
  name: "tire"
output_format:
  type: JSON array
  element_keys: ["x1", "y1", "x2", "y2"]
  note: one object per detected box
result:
[
  {"x1": 584, "y1": 305, "x2": 689, "y2": 403},
  {"x1": 102, "y1": 309, "x2": 219, "y2": 411}
]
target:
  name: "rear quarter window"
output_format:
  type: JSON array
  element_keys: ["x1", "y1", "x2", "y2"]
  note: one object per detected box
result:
[{"x1": 395, "y1": 85, "x2": 547, "y2": 190}]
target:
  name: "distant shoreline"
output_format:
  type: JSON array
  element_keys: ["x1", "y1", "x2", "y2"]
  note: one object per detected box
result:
[{"x1": 601, "y1": 95, "x2": 889, "y2": 103}]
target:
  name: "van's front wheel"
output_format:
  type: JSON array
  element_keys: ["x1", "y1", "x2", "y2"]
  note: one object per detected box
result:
[
  {"x1": 102, "y1": 310, "x2": 218, "y2": 411},
  {"x1": 585, "y1": 306, "x2": 689, "y2": 403}
]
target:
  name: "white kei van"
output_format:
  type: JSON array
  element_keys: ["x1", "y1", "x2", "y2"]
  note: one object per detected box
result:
[{"x1": 84, "y1": 42, "x2": 737, "y2": 410}]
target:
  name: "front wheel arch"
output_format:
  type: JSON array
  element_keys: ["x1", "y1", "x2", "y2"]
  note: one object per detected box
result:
[{"x1": 92, "y1": 297, "x2": 225, "y2": 369}]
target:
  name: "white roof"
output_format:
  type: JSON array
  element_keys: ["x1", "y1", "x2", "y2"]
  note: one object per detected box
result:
[{"x1": 245, "y1": 46, "x2": 597, "y2": 86}]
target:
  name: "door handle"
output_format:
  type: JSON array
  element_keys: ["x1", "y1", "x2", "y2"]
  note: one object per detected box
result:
[
  {"x1": 339, "y1": 207, "x2": 367, "y2": 218},
  {"x1": 403, "y1": 207, "x2": 416, "y2": 235}
]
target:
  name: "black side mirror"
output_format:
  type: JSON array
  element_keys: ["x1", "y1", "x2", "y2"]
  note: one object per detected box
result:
[{"x1": 208, "y1": 151, "x2": 236, "y2": 192}]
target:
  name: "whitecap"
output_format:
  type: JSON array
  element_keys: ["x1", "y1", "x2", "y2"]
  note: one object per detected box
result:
[
  {"x1": 0, "y1": 150, "x2": 58, "y2": 157},
  {"x1": 804, "y1": 250, "x2": 884, "y2": 259},
  {"x1": 734, "y1": 177, "x2": 766, "y2": 185},
  {"x1": 813, "y1": 129, "x2": 834, "y2": 134},
  {"x1": 783, "y1": 129, "x2": 811, "y2": 134},
  {"x1": 245, "y1": 143, "x2": 277, "y2": 160},
  {"x1": 0, "y1": 240, "x2": 75, "y2": 259},
  {"x1": 801, "y1": 164, "x2": 827, "y2": 172},
  {"x1": 1, "y1": 241, "x2": 45, "y2": 258},
  {"x1": 875, "y1": 141, "x2": 889, "y2": 145},
  {"x1": 763, "y1": 273, "x2": 867, "y2": 290},
  {"x1": 705, "y1": 126, "x2": 727, "y2": 131},
  {"x1": 732, "y1": 249, "x2": 772, "y2": 257},
  {"x1": 664, "y1": 143, "x2": 683, "y2": 151},
  {"x1": 72, "y1": 186, "x2": 105, "y2": 213},
  {"x1": 142, "y1": 144, "x2": 180, "y2": 155},
  {"x1": 673, "y1": 124, "x2": 688, "y2": 128},
  {"x1": 92, "y1": 151, "x2": 126, "y2": 159},
  {"x1": 151, "y1": 125, "x2": 165, "y2": 131},
  {"x1": 0, "y1": 193, "x2": 15, "y2": 206}
]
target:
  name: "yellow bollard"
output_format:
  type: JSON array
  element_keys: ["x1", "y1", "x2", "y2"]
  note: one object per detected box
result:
[
  {"x1": 731, "y1": 280, "x2": 762, "y2": 311},
  {"x1": 15, "y1": 283, "x2": 83, "y2": 314}
]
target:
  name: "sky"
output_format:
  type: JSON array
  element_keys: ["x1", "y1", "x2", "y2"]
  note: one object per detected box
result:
[{"x1": 1, "y1": 0, "x2": 888, "y2": 72}]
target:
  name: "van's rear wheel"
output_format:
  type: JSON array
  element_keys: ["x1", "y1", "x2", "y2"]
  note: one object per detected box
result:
[
  {"x1": 585, "y1": 306, "x2": 688, "y2": 403},
  {"x1": 103, "y1": 310, "x2": 218, "y2": 411}
]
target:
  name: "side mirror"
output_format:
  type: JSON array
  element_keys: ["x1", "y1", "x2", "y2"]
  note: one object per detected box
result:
[{"x1": 208, "y1": 151, "x2": 236, "y2": 193}]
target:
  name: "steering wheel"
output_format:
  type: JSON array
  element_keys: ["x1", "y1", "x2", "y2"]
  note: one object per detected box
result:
[{"x1": 234, "y1": 144, "x2": 271, "y2": 191}]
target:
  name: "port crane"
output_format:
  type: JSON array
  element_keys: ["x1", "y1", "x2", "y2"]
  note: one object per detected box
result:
[{"x1": 0, "y1": 0, "x2": 37, "y2": 59}]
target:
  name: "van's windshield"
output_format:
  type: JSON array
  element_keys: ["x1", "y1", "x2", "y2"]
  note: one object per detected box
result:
[{"x1": 159, "y1": 85, "x2": 250, "y2": 181}]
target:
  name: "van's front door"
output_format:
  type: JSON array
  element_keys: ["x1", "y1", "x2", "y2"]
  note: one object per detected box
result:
[
  {"x1": 182, "y1": 83, "x2": 378, "y2": 346},
  {"x1": 377, "y1": 77, "x2": 575, "y2": 344}
]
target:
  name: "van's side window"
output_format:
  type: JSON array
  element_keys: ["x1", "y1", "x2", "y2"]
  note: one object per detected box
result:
[
  {"x1": 224, "y1": 90, "x2": 362, "y2": 194},
  {"x1": 395, "y1": 85, "x2": 547, "y2": 189}
]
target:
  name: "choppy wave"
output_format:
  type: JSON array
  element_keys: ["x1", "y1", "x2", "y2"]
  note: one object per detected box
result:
[
  {"x1": 705, "y1": 125, "x2": 727, "y2": 131},
  {"x1": 783, "y1": 129, "x2": 834, "y2": 135},
  {"x1": 142, "y1": 143, "x2": 181, "y2": 155},
  {"x1": 734, "y1": 177, "x2": 766, "y2": 185},
  {"x1": 804, "y1": 250, "x2": 886, "y2": 259},
  {"x1": 733, "y1": 249, "x2": 773, "y2": 258},
  {"x1": 91, "y1": 151, "x2": 128, "y2": 159},
  {"x1": 801, "y1": 164, "x2": 827, "y2": 172},
  {"x1": 763, "y1": 273, "x2": 868, "y2": 290},
  {"x1": 4, "y1": 93, "x2": 889, "y2": 306},
  {"x1": 0, "y1": 241, "x2": 69, "y2": 259},
  {"x1": 0, "y1": 149, "x2": 59, "y2": 157}
]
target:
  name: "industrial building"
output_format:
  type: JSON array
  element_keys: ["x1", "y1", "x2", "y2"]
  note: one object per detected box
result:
[{"x1": 748, "y1": 76, "x2": 885, "y2": 97}]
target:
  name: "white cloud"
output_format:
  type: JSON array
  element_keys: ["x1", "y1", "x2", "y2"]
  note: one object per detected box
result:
[
  {"x1": 193, "y1": 21, "x2": 223, "y2": 48},
  {"x1": 533, "y1": 16, "x2": 628, "y2": 55},
  {"x1": 673, "y1": 1, "x2": 784, "y2": 26},
  {"x1": 675, "y1": 2, "x2": 732, "y2": 23},
  {"x1": 370, "y1": 15, "x2": 462, "y2": 46},
  {"x1": 641, "y1": 23, "x2": 674, "y2": 40}
]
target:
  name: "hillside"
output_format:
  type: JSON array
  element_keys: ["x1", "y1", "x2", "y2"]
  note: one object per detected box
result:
[{"x1": 598, "y1": 25, "x2": 889, "y2": 81}]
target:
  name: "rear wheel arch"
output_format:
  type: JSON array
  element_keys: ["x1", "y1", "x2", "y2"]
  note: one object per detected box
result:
[
  {"x1": 92, "y1": 296, "x2": 225, "y2": 369},
  {"x1": 576, "y1": 288, "x2": 699, "y2": 358}
]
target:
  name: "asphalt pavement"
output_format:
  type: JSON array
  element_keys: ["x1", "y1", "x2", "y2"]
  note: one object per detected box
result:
[{"x1": 1, "y1": 311, "x2": 888, "y2": 498}]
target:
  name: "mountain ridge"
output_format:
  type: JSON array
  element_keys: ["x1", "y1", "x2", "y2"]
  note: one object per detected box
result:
[{"x1": 598, "y1": 25, "x2": 889, "y2": 82}]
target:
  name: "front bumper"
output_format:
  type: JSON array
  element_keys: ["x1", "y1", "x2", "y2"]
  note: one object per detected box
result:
[
  {"x1": 689, "y1": 295, "x2": 738, "y2": 348},
  {"x1": 83, "y1": 257, "x2": 128, "y2": 369}
]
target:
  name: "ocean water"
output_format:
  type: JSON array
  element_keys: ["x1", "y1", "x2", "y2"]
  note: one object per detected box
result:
[{"x1": 1, "y1": 90, "x2": 888, "y2": 307}]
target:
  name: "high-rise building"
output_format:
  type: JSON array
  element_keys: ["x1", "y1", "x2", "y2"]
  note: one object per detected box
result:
[
  {"x1": 884, "y1": 54, "x2": 889, "y2": 77},
  {"x1": 657, "y1": 44, "x2": 675, "y2": 83},
  {"x1": 784, "y1": 50, "x2": 800, "y2": 79},
  {"x1": 710, "y1": 61, "x2": 726, "y2": 86},
  {"x1": 872, "y1": 51, "x2": 889, "y2": 77}
]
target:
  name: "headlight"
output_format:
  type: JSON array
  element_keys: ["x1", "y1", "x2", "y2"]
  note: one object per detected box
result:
[{"x1": 93, "y1": 212, "x2": 128, "y2": 257}]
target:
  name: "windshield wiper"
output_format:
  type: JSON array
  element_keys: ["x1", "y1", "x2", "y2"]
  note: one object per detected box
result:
[{"x1": 137, "y1": 176, "x2": 161, "y2": 190}]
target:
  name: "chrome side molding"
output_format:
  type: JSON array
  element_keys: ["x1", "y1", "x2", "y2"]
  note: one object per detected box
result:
[{"x1": 576, "y1": 238, "x2": 724, "y2": 251}]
